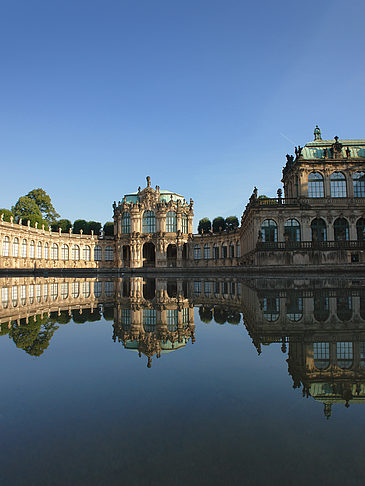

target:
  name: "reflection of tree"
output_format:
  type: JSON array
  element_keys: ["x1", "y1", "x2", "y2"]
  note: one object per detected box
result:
[
  {"x1": 49, "y1": 310, "x2": 71, "y2": 325},
  {"x1": 213, "y1": 306, "x2": 228, "y2": 325},
  {"x1": 10, "y1": 315, "x2": 59, "y2": 356},
  {"x1": 227, "y1": 311, "x2": 241, "y2": 325},
  {"x1": 72, "y1": 308, "x2": 101, "y2": 324},
  {"x1": 199, "y1": 306, "x2": 213, "y2": 324},
  {"x1": 103, "y1": 305, "x2": 114, "y2": 321}
]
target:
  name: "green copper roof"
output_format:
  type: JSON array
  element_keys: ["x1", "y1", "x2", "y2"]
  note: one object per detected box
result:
[{"x1": 124, "y1": 190, "x2": 185, "y2": 204}]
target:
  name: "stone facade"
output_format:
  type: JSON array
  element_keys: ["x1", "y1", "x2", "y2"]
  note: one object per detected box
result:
[{"x1": 240, "y1": 128, "x2": 365, "y2": 265}]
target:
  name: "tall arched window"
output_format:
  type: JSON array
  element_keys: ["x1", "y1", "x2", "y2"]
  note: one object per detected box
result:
[
  {"x1": 44, "y1": 243, "x2": 49, "y2": 260},
  {"x1": 263, "y1": 296, "x2": 280, "y2": 321},
  {"x1": 94, "y1": 246, "x2": 102, "y2": 261},
  {"x1": 213, "y1": 244, "x2": 219, "y2": 259},
  {"x1": 21, "y1": 239, "x2": 27, "y2": 258},
  {"x1": 61, "y1": 244, "x2": 69, "y2": 260},
  {"x1": 83, "y1": 246, "x2": 91, "y2": 261},
  {"x1": 261, "y1": 219, "x2": 278, "y2": 242},
  {"x1": 29, "y1": 241, "x2": 35, "y2": 258},
  {"x1": 182, "y1": 214, "x2": 188, "y2": 233},
  {"x1": 308, "y1": 172, "x2": 324, "y2": 198},
  {"x1": 311, "y1": 218, "x2": 327, "y2": 242},
  {"x1": 71, "y1": 282, "x2": 79, "y2": 298},
  {"x1": 337, "y1": 342, "x2": 353, "y2": 369},
  {"x1": 284, "y1": 219, "x2": 301, "y2": 242},
  {"x1": 356, "y1": 218, "x2": 365, "y2": 241},
  {"x1": 51, "y1": 243, "x2": 58, "y2": 260},
  {"x1": 12, "y1": 238, "x2": 19, "y2": 257},
  {"x1": 61, "y1": 283, "x2": 68, "y2": 299},
  {"x1": 37, "y1": 242, "x2": 42, "y2": 259},
  {"x1": 72, "y1": 245, "x2": 80, "y2": 260},
  {"x1": 229, "y1": 243, "x2": 235, "y2": 258},
  {"x1": 203, "y1": 244, "x2": 210, "y2": 259},
  {"x1": 121, "y1": 212, "x2": 131, "y2": 234},
  {"x1": 105, "y1": 247, "x2": 114, "y2": 261},
  {"x1": 353, "y1": 172, "x2": 365, "y2": 197},
  {"x1": 142, "y1": 211, "x2": 155, "y2": 233},
  {"x1": 334, "y1": 218, "x2": 349, "y2": 241},
  {"x1": 313, "y1": 343, "x2": 330, "y2": 370},
  {"x1": 236, "y1": 242, "x2": 240, "y2": 257},
  {"x1": 194, "y1": 245, "x2": 201, "y2": 260},
  {"x1": 221, "y1": 245, "x2": 228, "y2": 258},
  {"x1": 2, "y1": 236, "x2": 9, "y2": 257},
  {"x1": 330, "y1": 172, "x2": 347, "y2": 198},
  {"x1": 82, "y1": 282, "x2": 90, "y2": 298},
  {"x1": 166, "y1": 211, "x2": 177, "y2": 232}
]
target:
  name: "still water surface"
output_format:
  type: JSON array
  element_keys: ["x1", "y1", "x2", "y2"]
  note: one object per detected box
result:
[{"x1": 0, "y1": 275, "x2": 365, "y2": 485}]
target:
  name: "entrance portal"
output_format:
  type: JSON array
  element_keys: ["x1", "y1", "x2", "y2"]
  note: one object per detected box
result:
[
  {"x1": 143, "y1": 242, "x2": 155, "y2": 267},
  {"x1": 167, "y1": 244, "x2": 177, "y2": 267}
]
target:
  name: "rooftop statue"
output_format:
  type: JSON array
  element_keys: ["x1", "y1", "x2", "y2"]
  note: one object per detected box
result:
[{"x1": 314, "y1": 125, "x2": 322, "y2": 140}]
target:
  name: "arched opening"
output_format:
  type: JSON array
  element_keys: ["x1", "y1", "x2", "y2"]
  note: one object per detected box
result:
[
  {"x1": 353, "y1": 172, "x2": 365, "y2": 197},
  {"x1": 334, "y1": 218, "x2": 349, "y2": 241},
  {"x1": 143, "y1": 242, "x2": 155, "y2": 267},
  {"x1": 167, "y1": 280, "x2": 177, "y2": 298},
  {"x1": 143, "y1": 279, "x2": 156, "y2": 300},
  {"x1": 331, "y1": 172, "x2": 347, "y2": 198},
  {"x1": 122, "y1": 245, "x2": 131, "y2": 267},
  {"x1": 284, "y1": 219, "x2": 301, "y2": 242},
  {"x1": 313, "y1": 294, "x2": 330, "y2": 322},
  {"x1": 261, "y1": 219, "x2": 278, "y2": 242},
  {"x1": 356, "y1": 218, "x2": 365, "y2": 241},
  {"x1": 167, "y1": 244, "x2": 177, "y2": 267},
  {"x1": 311, "y1": 218, "x2": 327, "y2": 242},
  {"x1": 308, "y1": 172, "x2": 324, "y2": 198}
]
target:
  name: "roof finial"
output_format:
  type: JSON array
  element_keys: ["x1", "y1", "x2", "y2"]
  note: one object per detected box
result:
[
  {"x1": 314, "y1": 125, "x2": 322, "y2": 141},
  {"x1": 146, "y1": 176, "x2": 151, "y2": 188}
]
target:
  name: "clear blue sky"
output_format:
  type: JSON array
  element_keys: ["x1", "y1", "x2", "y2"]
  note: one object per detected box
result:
[{"x1": 1, "y1": 0, "x2": 364, "y2": 230}]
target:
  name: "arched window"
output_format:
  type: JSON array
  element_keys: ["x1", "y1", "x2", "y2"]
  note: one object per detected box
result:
[
  {"x1": 203, "y1": 244, "x2": 210, "y2": 259},
  {"x1": 182, "y1": 214, "x2": 188, "y2": 233},
  {"x1": 236, "y1": 242, "x2": 240, "y2": 257},
  {"x1": 121, "y1": 212, "x2": 131, "y2": 234},
  {"x1": 94, "y1": 245, "x2": 102, "y2": 261},
  {"x1": 166, "y1": 211, "x2": 177, "y2": 232},
  {"x1": 12, "y1": 285, "x2": 18, "y2": 307},
  {"x1": 313, "y1": 343, "x2": 330, "y2": 370},
  {"x1": 311, "y1": 218, "x2": 326, "y2": 242},
  {"x1": 71, "y1": 282, "x2": 79, "y2": 298},
  {"x1": 356, "y1": 218, "x2": 365, "y2": 241},
  {"x1": 61, "y1": 283, "x2": 68, "y2": 299},
  {"x1": 44, "y1": 243, "x2": 49, "y2": 260},
  {"x1": 20, "y1": 285, "x2": 26, "y2": 305},
  {"x1": 82, "y1": 282, "x2": 90, "y2": 298},
  {"x1": 142, "y1": 211, "x2": 155, "y2": 233},
  {"x1": 330, "y1": 172, "x2": 347, "y2": 198},
  {"x1": 334, "y1": 218, "x2": 349, "y2": 241},
  {"x1": 72, "y1": 245, "x2": 80, "y2": 260},
  {"x1": 213, "y1": 244, "x2": 219, "y2": 259},
  {"x1": 314, "y1": 295, "x2": 329, "y2": 322},
  {"x1": 2, "y1": 287, "x2": 9, "y2": 308},
  {"x1": 21, "y1": 239, "x2": 27, "y2": 258},
  {"x1": 94, "y1": 281, "x2": 102, "y2": 298},
  {"x1": 286, "y1": 293, "x2": 303, "y2": 321},
  {"x1": 51, "y1": 243, "x2": 58, "y2": 260},
  {"x1": 2, "y1": 236, "x2": 9, "y2": 257},
  {"x1": 337, "y1": 295, "x2": 352, "y2": 322},
  {"x1": 83, "y1": 245, "x2": 91, "y2": 261},
  {"x1": 353, "y1": 172, "x2": 365, "y2": 197},
  {"x1": 308, "y1": 172, "x2": 324, "y2": 198},
  {"x1": 50, "y1": 283, "x2": 58, "y2": 300},
  {"x1": 29, "y1": 285, "x2": 34, "y2": 304},
  {"x1": 29, "y1": 241, "x2": 35, "y2": 258},
  {"x1": 261, "y1": 220, "x2": 278, "y2": 242},
  {"x1": 229, "y1": 244, "x2": 235, "y2": 258},
  {"x1": 221, "y1": 245, "x2": 228, "y2": 258},
  {"x1": 12, "y1": 238, "x2": 19, "y2": 257},
  {"x1": 61, "y1": 244, "x2": 69, "y2": 260},
  {"x1": 37, "y1": 242, "x2": 42, "y2": 259},
  {"x1": 263, "y1": 296, "x2": 280, "y2": 322},
  {"x1": 193, "y1": 245, "x2": 201, "y2": 260},
  {"x1": 105, "y1": 247, "x2": 114, "y2": 261},
  {"x1": 143, "y1": 309, "x2": 156, "y2": 332},
  {"x1": 284, "y1": 219, "x2": 301, "y2": 242},
  {"x1": 337, "y1": 342, "x2": 353, "y2": 369}
]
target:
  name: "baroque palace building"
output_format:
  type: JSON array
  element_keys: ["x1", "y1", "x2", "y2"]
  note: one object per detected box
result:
[{"x1": 0, "y1": 126, "x2": 364, "y2": 270}]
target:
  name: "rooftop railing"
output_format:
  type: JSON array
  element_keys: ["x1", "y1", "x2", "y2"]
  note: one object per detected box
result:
[{"x1": 256, "y1": 240, "x2": 365, "y2": 251}]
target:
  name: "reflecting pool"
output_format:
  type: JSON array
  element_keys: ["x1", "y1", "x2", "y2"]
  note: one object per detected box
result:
[{"x1": 1, "y1": 275, "x2": 365, "y2": 485}]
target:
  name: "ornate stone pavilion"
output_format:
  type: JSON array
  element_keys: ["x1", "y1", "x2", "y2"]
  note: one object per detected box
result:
[
  {"x1": 241, "y1": 127, "x2": 365, "y2": 265},
  {"x1": 112, "y1": 176, "x2": 194, "y2": 268}
]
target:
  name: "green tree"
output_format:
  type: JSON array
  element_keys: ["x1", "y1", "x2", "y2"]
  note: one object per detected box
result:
[
  {"x1": 0, "y1": 208, "x2": 13, "y2": 222},
  {"x1": 213, "y1": 306, "x2": 228, "y2": 325},
  {"x1": 73, "y1": 219, "x2": 88, "y2": 234},
  {"x1": 258, "y1": 195, "x2": 269, "y2": 199},
  {"x1": 26, "y1": 188, "x2": 60, "y2": 223},
  {"x1": 10, "y1": 315, "x2": 59, "y2": 356},
  {"x1": 212, "y1": 216, "x2": 226, "y2": 233},
  {"x1": 198, "y1": 217, "x2": 211, "y2": 234},
  {"x1": 199, "y1": 306, "x2": 213, "y2": 323},
  {"x1": 103, "y1": 221, "x2": 114, "y2": 236},
  {"x1": 51, "y1": 219, "x2": 72, "y2": 232},
  {"x1": 12, "y1": 196, "x2": 48, "y2": 228},
  {"x1": 225, "y1": 216, "x2": 239, "y2": 231},
  {"x1": 87, "y1": 221, "x2": 102, "y2": 235},
  {"x1": 103, "y1": 305, "x2": 114, "y2": 321}
]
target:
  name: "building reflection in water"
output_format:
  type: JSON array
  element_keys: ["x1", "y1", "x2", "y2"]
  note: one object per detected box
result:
[{"x1": 1, "y1": 275, "x2": 365, "y2": 416}]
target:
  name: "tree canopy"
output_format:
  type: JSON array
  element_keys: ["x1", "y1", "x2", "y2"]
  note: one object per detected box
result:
[
  {"x1": 212, "y1": 216, "x2": 226, "y2": 233},
  {"x1": 198, "y1": 217, "x2": 212, "y2": 234},
  {"x1": 225, "y1": 216, "x2": 239, "y2": 231},
  {"x1": 51, "y1": 219, "x2": 72, "y2": 233},
  {"x1": 26, "y1": 188, "x2": 60, "y2": 223},
  {"x1": 103, "y1": 222, "x2": 114, "y2": 236},
  {"x1": 12, "y1": 196, "x2": 48, "y2": 228},
  {"x1": 0, "y1": 208, "x2": 13, "y2": 222}
]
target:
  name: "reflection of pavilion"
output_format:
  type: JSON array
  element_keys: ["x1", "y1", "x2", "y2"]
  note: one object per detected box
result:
[
  {"x1": 241, "y1": 278, "x2": 365, "y2": 417},
  {"x1": 112, "y1": 277, "x2": 195, "y2": 367}
]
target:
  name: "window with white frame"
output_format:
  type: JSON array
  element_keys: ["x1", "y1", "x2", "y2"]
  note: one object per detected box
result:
[
  {"x1": 193, "y1": 245, "x2": 201, "y2": 260},
  {"x1": 71, "y1": 282, "x2": 79, "y2": 298},
  {"x1": 20, "y1": 285, "x2": 26, "y2": 305},
  {"x1": 2, "y1": 236, "x2": 9, "y2": 257},
  {"x1": 308, "y1": 172, "x2": 324, "y2": 198},
  {"x1": 1, "y1": 287, "x2": 9, "y2": 308},
  {"x1": 29, "y1": 241, "x2": 35, "y2": 258},
  {"x1": 203, "y1": 244, "x2": 210, "y2": 259},
  {"x1": 13, "y1": 238, "x2": 19, "y2": 257},
  {"x1": 82, "y1": 281, "x2": 90, "y2": 298},
  {"x1": 72, "y1": 245, "x2": 80, "y2": 260},
  {"x1": 51, "y1": 244, "x2": 58, "y2": 260},
  {"x1": 44, "y1": 243, "x2": 49, "y2": 260},
  {"x1": 61, "y1": 283, "x2": 69, "y2": 299},
  {"x1": 83, "y1": 246, "x2": 91, "y2": 261},
  {"x1": 166, "y1": 211, "x2": 177, "y2": 232},
  {"x1": 94, "y1": 246, "x2": 102, "y2": 261},
  {"x1": 181, "y1": 214, "x2": 188, "y2": 233},
  {"x1": 142, "y1": 211, "x2": 155, "y2": 233},
  {"x1": 105, "y1": 281, "x2": 114, "y2": 296},
  {"x1": 37, "y1": 242, "x2": 42, "y2": 259},
  {"x1": 12, "y1": 286, "x2": 18, "y2": 307},
  {"x1": 61, "y1": 244, "x2": 69, "y2": 260},
  {"x1": 94, "y1": 281, "x2": 102, "y2": 298},
  {"x1": 21, "y1": 239, "x2": 27, "y2": 258},
  {"x1": 50, "y1": 283, "x2": 58, "y2": 300},
  {"x1": 105, "y1": 247, "x2": 113, "y2": 261},
  {"x1": 29, "y1": 285, "x2": 34, "y2": 304},
  {"x1": 330, "y1": 172, "x2": 347, "y2": 198},
  {"x1": 121, "y1": 212, "x2": 131, "y2": 234},
  {"x1": 353, "y1": 172, "x2": 365, "y2": 197}
]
